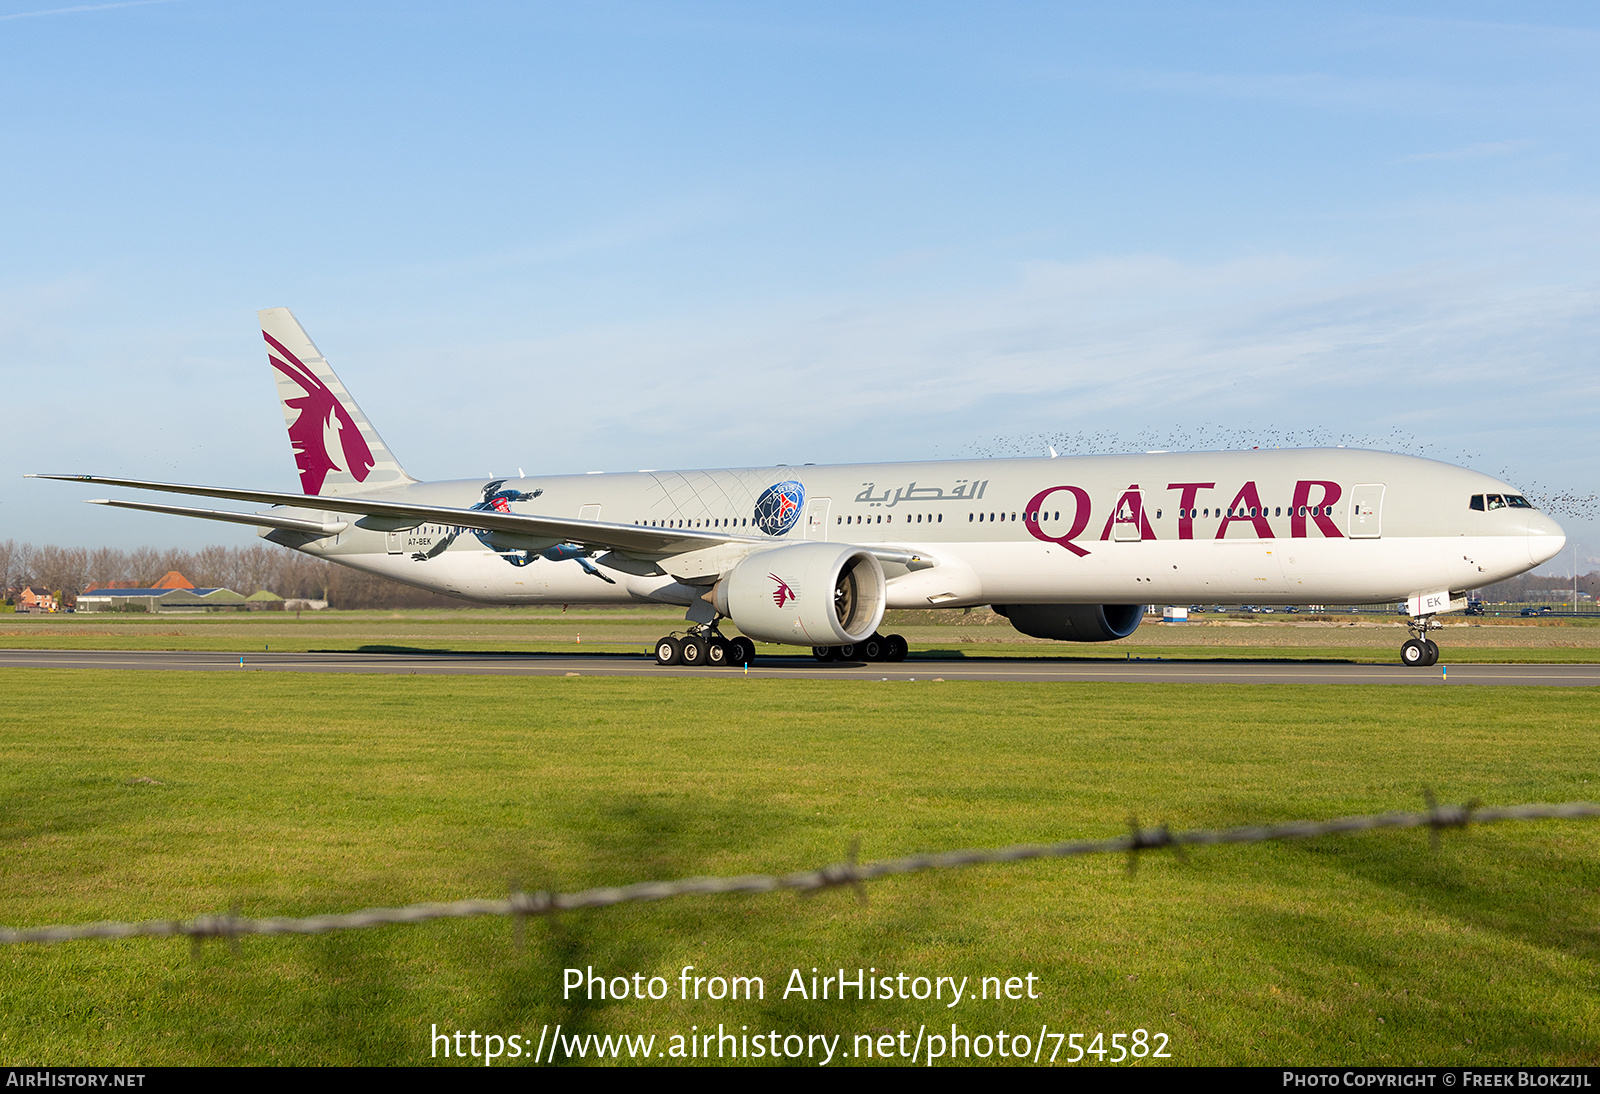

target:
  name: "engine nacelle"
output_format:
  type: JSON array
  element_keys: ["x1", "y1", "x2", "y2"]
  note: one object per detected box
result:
[
  {"x1": 715, "y1": 543, "x2": 886, "y2": 647},
  {"x1": 992, "y1": 603, "x2": 1143, "y2": 642}
]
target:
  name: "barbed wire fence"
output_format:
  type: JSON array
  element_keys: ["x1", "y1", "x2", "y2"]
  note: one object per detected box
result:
[{"x1": 3, "y1": 800, "x2": 1595, "y2": 950}]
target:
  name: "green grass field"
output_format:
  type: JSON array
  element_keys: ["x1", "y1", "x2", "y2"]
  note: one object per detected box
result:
[
  {"x1": 4, "y1": 606, "x2": 1599, "y2": 664},
  {"x1": 1, "y1": 670, "x2": 1595, "y2": 1066}
]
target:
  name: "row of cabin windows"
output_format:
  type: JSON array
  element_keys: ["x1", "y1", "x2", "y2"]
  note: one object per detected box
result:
[
  {"x1": 413, "y1": 497, "x2": 1524, "y2": 534},
  {"x1": 623, "y1": 506, "x2": 1339, "y2": 529},
  {"x1": 633, "y1": 518, "x2": 750, "y2": 528},
  {"x1": 962, "y1": 505, "x2": 1336, "y2": 523},
  {"x1": 839, "y1": 513, "x2": 944, "y2": 524},
  {"x1": 1180, "y1": 505, "x2": 1334, "y2": 519},
  {"x1": 1470, "y1": 494, "x2": 1533, "y2": 511}
]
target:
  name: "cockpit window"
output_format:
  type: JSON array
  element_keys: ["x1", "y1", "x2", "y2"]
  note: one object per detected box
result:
[
  {"x1": 1470, "y1": 495, "x2": 1485, "y2": 511},
  {"x1": 1506, "y1": 495, "x2": 1534, "y2": 508},
  {"x1": 1486, "y1": 494, "x2": 1505, "y2": 510}
]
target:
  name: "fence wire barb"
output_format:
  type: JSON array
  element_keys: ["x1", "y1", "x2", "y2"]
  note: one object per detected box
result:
[{"x1": 3, "y1": 800, "x2": 1595, "y2": 949}]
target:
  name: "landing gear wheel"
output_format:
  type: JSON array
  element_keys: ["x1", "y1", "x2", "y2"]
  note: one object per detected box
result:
[
  {"x1": 706, "y1": 639, "x2": 729, "y2": 667},
  {"x1": 1400, "y1": 639, "x2": 1428, "y2": 667},
  {"x1": 728, "y1": 637, "x2": 755, "y2": 666},
  {"x1": 679, "y1": 637, "x2": 707, "y2": 666},
  {"x1": 836, "y1": 643, "x2": 858, "y2": 661},
  {"x1": 1424, "y1": 639, "x2": 1439, "y2": 667},
  {"x1": 884, "y1": 634, "x2": 908, "y2": 662},
  {"x1": 860, "y1": 635, "x2": 885, "y2": 661},
  {"x1": 654, "y1": 636, "x2": 681, "y2": 666},
  {"x1": 813, "y1": 646, "x2": 836, "y2": 662}
]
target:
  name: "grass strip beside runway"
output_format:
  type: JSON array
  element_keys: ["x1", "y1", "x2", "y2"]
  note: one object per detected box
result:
[
  {"x1": 3, "y1": 607, "x2": 1596, "y2": 664},
  {"x1": 0, "y1": 671, "x2": 1595, "y2": 1065}
]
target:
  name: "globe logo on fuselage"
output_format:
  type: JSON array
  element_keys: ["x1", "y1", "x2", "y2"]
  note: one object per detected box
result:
[{"x1": 754, "y1": 480, "x2": 805, "y2": 536}]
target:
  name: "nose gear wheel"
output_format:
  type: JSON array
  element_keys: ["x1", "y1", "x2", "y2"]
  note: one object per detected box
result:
[{"x1": 1400, "y1": 616, "x2": 1442, "y2": 667}]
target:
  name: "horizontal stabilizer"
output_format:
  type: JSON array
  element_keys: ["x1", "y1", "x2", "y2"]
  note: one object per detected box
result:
[{"x1": 87, "y1": 498, "x2": 349, "y2": 536}]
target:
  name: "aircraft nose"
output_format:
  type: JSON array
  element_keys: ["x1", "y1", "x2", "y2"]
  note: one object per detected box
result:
[{"x1": 1527, "y1": 511, "x2": 1566, "y2": 567}]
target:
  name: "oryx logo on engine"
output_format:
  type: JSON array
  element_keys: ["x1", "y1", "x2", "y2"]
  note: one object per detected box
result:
[{"x1": 769, "y1": 574, "x2": 797, "y2": 608}]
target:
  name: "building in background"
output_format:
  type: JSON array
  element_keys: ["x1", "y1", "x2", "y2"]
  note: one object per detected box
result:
[
  {"x1": 76, "y1": 571, "x2": 250, "y2": 613},
  {"x1": 15, "y1": 587, "x2": 56, "y2": 613}
]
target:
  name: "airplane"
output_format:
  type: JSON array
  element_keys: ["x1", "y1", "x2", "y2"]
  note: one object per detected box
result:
[{"x1": 32, "y1": 308, "x2": 1567, "y2": 669}]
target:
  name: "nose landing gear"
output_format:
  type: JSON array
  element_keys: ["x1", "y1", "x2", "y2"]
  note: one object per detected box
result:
[{"x1": 1400, "y1": 616, "x2": 1441, "y2": 667}]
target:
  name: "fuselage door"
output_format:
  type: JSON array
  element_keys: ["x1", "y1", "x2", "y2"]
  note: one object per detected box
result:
[
  {"x1": 1349, "y1": 483, "x2": 1385, "y2": 539},
  {"x1": 804, "y1": 497, "x2": 831, "y2": 541},
  {"x1": 385, "y1": 530, "x2": 404, "y2": 555},
  {"x1": 579, "y1": 504, "x2": 601, "y2": 522},
  {"x1": 1112, "y1": 490, "x2": 1143, "y2": 542}
]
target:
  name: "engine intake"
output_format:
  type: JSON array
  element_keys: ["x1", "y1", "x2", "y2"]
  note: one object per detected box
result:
[
  {"x1": 993, "y1": 603, "x2": 1143, "y2": 642},
  {"x1": 715, "y1": 543, "x2": 886, "y2": 647}
]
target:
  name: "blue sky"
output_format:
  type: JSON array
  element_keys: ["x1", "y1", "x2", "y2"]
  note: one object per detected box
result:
[{"x1": 3, "y1": 1, "x2": 1596, "y2": 571}]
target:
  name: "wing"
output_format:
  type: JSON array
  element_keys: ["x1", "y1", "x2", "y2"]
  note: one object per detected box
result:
[{"x1": 32, "y1": 473, "x2": 930, "y2": 573}]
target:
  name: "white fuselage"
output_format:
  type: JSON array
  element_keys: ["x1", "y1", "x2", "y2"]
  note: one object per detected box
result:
[{"x1": 279, "y1": 448, "x2": 1565, "y2": 610}]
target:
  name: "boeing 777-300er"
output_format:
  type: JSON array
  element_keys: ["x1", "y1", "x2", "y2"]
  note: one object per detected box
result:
[{"x1": 33, "y1": 308, "x2": 1567, "y2": 668}]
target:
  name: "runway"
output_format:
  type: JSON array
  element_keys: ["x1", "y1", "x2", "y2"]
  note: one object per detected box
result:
[{"x1": 3, "y1": 648, "x2": 1597, "y2": 685}]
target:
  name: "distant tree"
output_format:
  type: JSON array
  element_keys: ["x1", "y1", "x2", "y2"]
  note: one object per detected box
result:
[
  {"x1": 1, "y1": 538, "x2": 481, "y2": 609},
  {"x1": 31, "y1": 545, "x2": 89, "y2": 600}
]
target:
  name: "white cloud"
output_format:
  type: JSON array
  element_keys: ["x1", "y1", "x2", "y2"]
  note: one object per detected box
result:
[{"x1": 0, "y1": 0, "x2": 180, "y2": 22}]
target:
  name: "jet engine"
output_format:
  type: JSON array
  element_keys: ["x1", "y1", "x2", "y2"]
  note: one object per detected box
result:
[
  {"x1": 992, "y1": 603, "x2": 1143, "y2": 642},
  {"x1": 714, "y1": 543, "x2": 886, "y2": 646}
]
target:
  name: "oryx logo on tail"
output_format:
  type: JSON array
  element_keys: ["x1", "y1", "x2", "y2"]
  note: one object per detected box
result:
[
  {"x1": 264, "y1": 331, "x2": 375, "y2": 495},
  {"x1": 258, "y1": 307, "x2": 413, "y2": 496}
]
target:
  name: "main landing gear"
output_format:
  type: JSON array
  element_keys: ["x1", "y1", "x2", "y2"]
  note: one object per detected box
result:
[
  {"x1": 653, "y1": 623, "x2": 755, "y2": 668},
  {"x1": 812, "y1": 633, "x2": 908, "y2": 663},
  {"x1": 1400, "y1": 615, "x2": 1441, "y2": 667}
]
